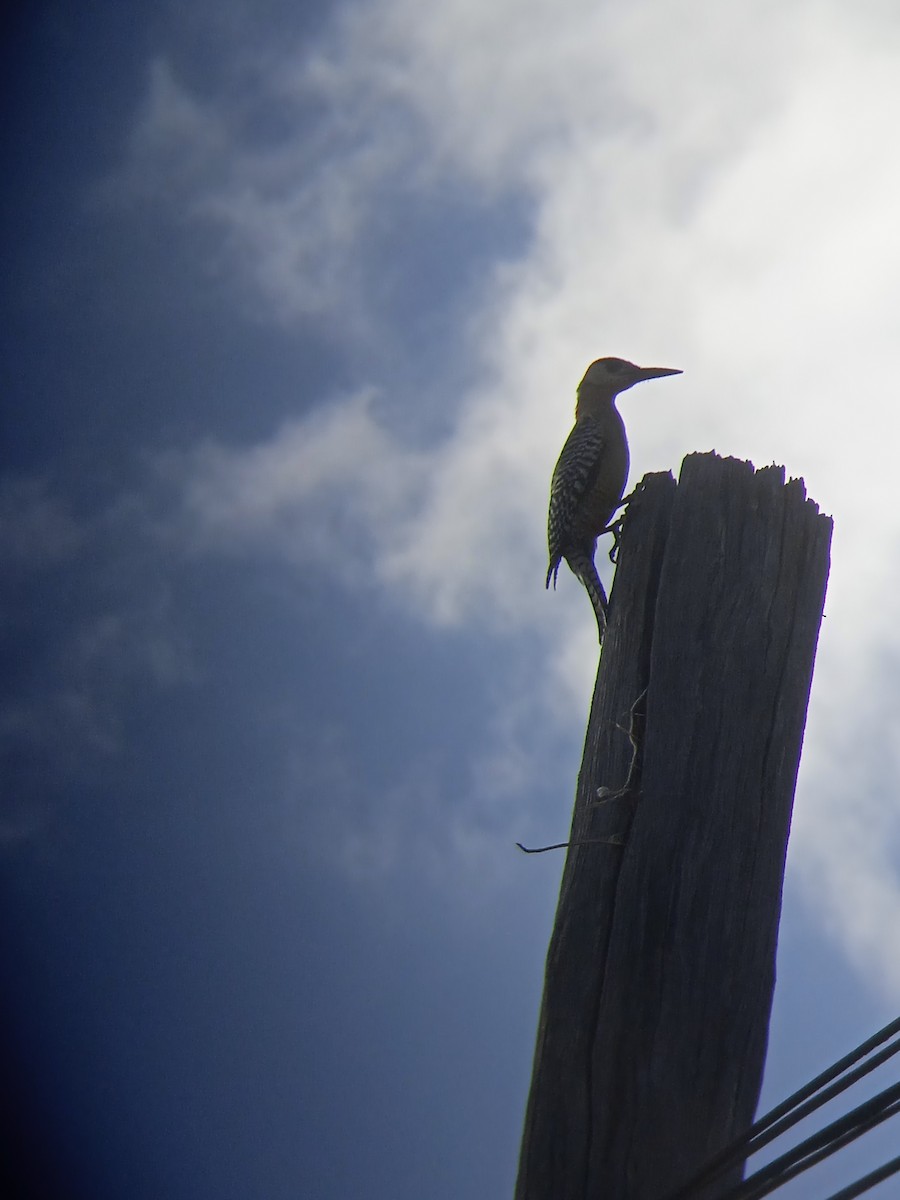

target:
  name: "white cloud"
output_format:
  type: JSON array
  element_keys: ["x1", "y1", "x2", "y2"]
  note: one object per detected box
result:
[
  {"x1": 105, "y1": 57, "x2": 385, "y2": 321},
  {"x1": 167, "y1": 374, "x2": 597, "y2": 653},
  {"x1": 0, "y1": 483, "x2": 198, "y2": 811},
  {"x1": 275, "y1": 679, "x2": 571, "y2": 904},
  {"x1": 0, "y1": 477, "x2": 83, "y2": 568},
  {"x1": 173, "y1": 388, "x2": 433, "y2": 590},
  {"x1": 118, "y1": 0, "x2": 900, "y2": 995}
]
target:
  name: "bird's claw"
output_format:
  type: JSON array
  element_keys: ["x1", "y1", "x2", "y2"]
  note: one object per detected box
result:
[
  {"x1": 604, "y1": 481, "x2": 648, "y2": 562},
  {"x1": 607, "y1": 520, "x2": 624, "y2": 563}
]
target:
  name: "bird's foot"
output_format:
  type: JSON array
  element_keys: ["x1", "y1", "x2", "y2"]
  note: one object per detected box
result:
[
  {"x1": 605, "y1": 519, "x2": 624, "y2": 563},
  {"x1": 603, "y1": 483, "x2": 647, "y2": 563}
]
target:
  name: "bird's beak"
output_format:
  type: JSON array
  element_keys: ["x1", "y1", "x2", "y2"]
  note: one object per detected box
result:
[{"x1": 633, "y1": 366, "x2": 682, "y2": 382}]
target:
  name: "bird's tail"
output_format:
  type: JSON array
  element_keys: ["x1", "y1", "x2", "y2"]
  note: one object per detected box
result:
[{"x1": 566, "y1": 551, "x2": 608, "y2": 642}]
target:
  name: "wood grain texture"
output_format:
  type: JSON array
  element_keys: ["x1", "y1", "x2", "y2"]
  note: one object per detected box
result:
[{"x1": 516, "y1": 453, "x2": 832, "y2": 1200}]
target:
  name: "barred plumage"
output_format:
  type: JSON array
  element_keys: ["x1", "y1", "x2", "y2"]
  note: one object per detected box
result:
[{"x1": 546, "y1": 357, "x2": 681, "y2": 641}]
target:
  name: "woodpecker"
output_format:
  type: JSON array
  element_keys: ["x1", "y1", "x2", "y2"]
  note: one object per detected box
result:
[{"x1": 546, "y1": 356, "x2": 681, "y2": 640}]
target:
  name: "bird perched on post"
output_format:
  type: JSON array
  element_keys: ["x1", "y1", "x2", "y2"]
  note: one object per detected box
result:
[{"x1": 546, "y1": 356, "x2": 682, "y2": 641}]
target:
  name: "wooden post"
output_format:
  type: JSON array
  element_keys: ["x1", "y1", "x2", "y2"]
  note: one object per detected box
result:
[{"x1": 516, "y1": 453, "x2": 833, "y2": 1200}]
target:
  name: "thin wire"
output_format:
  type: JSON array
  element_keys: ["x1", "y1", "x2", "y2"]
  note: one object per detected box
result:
[
  {"x1": 665, "y1": 1013, "x2": 900, "y2": 1199},
  {"x1": 713, "y1": 1086, "x2": 900, "y2": 1200},
  {"x1": 732, "y1": 1035, "x2": 900, "y2": 1172},
  {"x1": 735, "y1": 1098, "x2": 900, "y2": 1200},
  {"x1": 515, "y1": 835, "x2": 624, "y2": 853},
  {"x1": 822, "y1": 1153, "x2": 900, "y2": 1200}
]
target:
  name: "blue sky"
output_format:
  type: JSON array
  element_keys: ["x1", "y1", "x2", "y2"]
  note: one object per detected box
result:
[{"x1": 5, "y1": 1, "x2": 900, "y2": 1197}]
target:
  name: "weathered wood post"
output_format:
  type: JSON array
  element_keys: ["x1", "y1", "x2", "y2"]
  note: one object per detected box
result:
[{"x1": 516, "y1": 453, "x2": 832, "y2": 1200}]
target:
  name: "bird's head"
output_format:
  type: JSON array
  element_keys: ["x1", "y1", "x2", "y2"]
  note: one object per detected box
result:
[{"x1": 580, "y1": 356, "x2": 682, "y2": 397}]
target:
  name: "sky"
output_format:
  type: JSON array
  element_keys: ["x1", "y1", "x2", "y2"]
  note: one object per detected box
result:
[{"x1": 4, "y1": 1, "x2": 900, "y2": 1197}]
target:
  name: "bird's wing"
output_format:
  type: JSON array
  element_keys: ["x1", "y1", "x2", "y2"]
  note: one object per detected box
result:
[{"x1": 546, "y1": 418, "x2": 610, "y2": 583}]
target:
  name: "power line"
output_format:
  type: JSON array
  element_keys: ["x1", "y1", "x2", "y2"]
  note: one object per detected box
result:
[
  {"x1": 822, "y1": 1153, "x2": 900, "y2": 1200},
  {"x1": 715, "y1": 1084, "x2": 900, "y2": 1199},
  {"x1": 666, "y1": 1013, "x2": 900, "y2": 1199}
]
